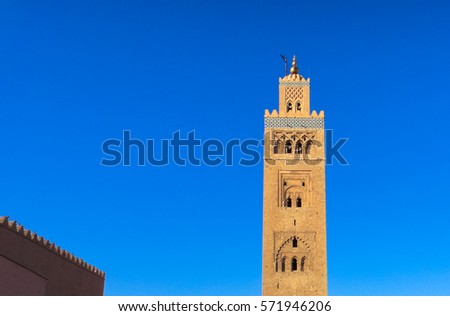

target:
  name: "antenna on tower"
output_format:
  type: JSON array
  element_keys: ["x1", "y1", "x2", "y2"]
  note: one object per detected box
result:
[{"x1": 280, "y1": 54, "x2": 288, "y2": 76}]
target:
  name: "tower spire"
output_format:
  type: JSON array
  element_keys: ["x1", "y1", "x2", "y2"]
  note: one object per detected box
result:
[{"x1": 290, "y1": 55, "x2": 299, "y2": 75}]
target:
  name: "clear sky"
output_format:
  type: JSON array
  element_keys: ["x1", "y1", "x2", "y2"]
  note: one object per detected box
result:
[{"x1": 1, "y1": 0, "x2": 449, "y2": 295}]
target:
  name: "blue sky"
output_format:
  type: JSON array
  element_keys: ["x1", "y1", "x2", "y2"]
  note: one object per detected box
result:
[{"x1": 1, "y1": 0, "x2": 449, "y2": 295}]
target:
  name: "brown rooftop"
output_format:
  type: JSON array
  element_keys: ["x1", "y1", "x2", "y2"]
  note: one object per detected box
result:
[{"x1": 0, "y1": 216, "x2": 105, "y2": 279}]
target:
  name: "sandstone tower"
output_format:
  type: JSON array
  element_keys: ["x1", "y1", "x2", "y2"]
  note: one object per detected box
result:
[{"x1": 262, "y1": 56, "x2": 327, "y2": 295}]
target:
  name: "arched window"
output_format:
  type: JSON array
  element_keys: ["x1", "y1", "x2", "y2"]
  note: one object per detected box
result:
[
  {"x1": 300, "y1": 257, "x2": 306, "y2": 272},
  {"x1": 287, "y1": 102, "x2": 292, "y2": 113},
  {"x1": 291, "y1": 257, "x2": 298, "y2": 271},
  {"x1": 285, "y1": 196, "x2": 292, "y2": 208},
  {"x1": 305, "y1": 140, "x2": 312, "y2": 154},
  {"x1": 296, "y1": 102, "x2": 301, "y2": 111},
  {"x1": 281, "y1": 257, "x2": 286, "y2": 272},
  {"x1": 285, "y1": 141, "x2": 292, "y2": 154},
  {"x1": 273, "y1": 140, "x2": 280, "y2": 154},
  {"x1": 296, "y1": 197, "x2": 302, "y2": 208},
  {"x1": 292, "y1": 238, "x2": 298, "y2": 248},
  {"x1": 295, "y1": 141, "x2": 302, "y2": 154}
]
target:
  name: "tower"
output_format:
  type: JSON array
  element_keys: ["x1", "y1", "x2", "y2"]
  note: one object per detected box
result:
[{"x1": 262, "y1": 56, "x2": 327, "y2": 295}]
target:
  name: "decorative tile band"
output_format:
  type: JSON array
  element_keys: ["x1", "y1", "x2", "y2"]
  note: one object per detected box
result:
[
  {"x1": 265, "y1": 117, "x2": 324, "y2": 129},
  {"x1": 279, "y1": 81, "x2": 310, "y2": 87}
]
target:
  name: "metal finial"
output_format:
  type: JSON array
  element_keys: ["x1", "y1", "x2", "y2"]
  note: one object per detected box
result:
[{"x1": 290, "y1": 55, "x2": 299, "y2": 75}]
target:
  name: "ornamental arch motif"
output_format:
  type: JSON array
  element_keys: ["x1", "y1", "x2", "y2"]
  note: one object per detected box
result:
[{"x1": 275, "y1": 236, "x2": 311, "y2": 273}]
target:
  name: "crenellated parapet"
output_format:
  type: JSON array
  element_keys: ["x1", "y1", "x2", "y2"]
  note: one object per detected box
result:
[
  {"x1": 0, "y1": 216, "x2": 105, "y2": 279},
  {"x1": 279, "y1": 75, "x2": 310, "y2": 86},
  {"x1": 264, "y1": 109, "x2": 324, "y2": 118}
]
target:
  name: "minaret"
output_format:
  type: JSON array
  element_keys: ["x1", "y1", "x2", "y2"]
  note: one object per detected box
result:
[{"x1": 262, "y1": 56, "x2": 327, "y2": 295}]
